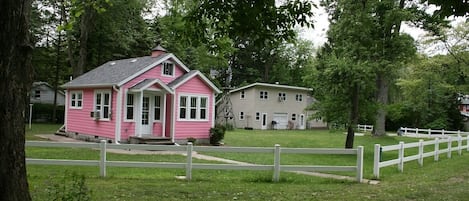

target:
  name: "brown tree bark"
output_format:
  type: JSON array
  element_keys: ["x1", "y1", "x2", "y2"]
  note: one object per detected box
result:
[
  {"x1": 373, "y1": 73, "x2": 388, "y2": 136},
  {"x1": 345, "y1": 83, "x2": 359, "y2": 148},
  {"x1": 0, "y1": 0, "x2": 33, "y2": 200},
  {"x1": 72, "y1": 3, "x2": 95, "y2": 77}
]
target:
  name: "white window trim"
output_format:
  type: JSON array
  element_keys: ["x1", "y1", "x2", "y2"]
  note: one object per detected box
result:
[
  {"x1": 296, "y1": 94, "x2": 303, "y2": 102},
  {"x1": 154, "y1": 95, "x2": 162, "y2": 122},
  {"x1": 70, "y1": 90, "x2": 83, "y2": 109},
  {"x1": 177, "y1": 94, "x2": 209, "y2": 121},
  {"x1": 278, "y1": 92, "x2": 286, "y2": 101},
  {"x1": 240, "y1": 90, "x2": 245, "y2": 99},
  {"x1": 260, "y1": 91, "x2": 268, "y2": 100},
  {"x1": 94, "y1": 90, "x2": 112, "y2": 121},
  {"x1": 162, "y1": 62, "x2": 175, "y2": 77},
  {"x1": 239, "y1": 111, "x2": 245, "y2": 120},
  {"x1": 124, "y1": 92, "x2": 135, "y2": 122},
  {"x1": 255, "y1": 112, "x2": 260, "y2": 121}
]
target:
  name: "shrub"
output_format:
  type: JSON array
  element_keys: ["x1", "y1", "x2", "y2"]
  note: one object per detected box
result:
[
  {"x1": 209, "y1": 124, "x2": 226, "y2": 145},
  {"x1": 187, "y1": 137, "x2": 197, "y2": 144}
]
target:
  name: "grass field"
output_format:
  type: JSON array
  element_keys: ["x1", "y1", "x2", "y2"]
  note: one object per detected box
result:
[{"x1": 26, "y1": 124, "x2": 469, "y2": 200}]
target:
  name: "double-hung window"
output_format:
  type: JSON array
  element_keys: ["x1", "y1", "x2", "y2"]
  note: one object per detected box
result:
[
  {"x1": 296, "y1": 94, "x2": 303, "y2": 102},
  {"x1": 154, "y1": 95, "x2": 161, "y2": 121},
  {"x1": 95, "y1": 90, "x2": 111, "y2": 120},
  {"x1": 240, "y1": 90, "x2": 245, "y2": 99},
  {"x1": 179, "y1": 95, "x2": 209, "y2": 121},
  {"x1": 260, "y1": 91, "x2": 268, "y2": 100},
  {"x1": 278, "y1": 92, "x2": 286, "y2": 101},
  {"x1": 70, "y1": 91, "x2": 83, "y2": 109},
  {"x1": 162, "y1": 62, "x2": 174, "y2": 76},
  {"x1": 126, "y1": 93, "x2": 134, "y2": 120}
]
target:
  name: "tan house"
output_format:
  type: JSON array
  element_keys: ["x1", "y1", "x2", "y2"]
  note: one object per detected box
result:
[{"x1": 217, "y1": 83, "x2": 326, "y2": 130}]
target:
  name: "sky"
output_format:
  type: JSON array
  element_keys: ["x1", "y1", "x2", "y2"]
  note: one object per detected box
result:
[{"x1": 296, "y1": 1, "x2": 467, "y2": 55}]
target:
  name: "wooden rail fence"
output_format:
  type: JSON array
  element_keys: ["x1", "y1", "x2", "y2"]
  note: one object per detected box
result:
[{"x1": 26, "y1": 140, "x2": 364, "y2": 182}]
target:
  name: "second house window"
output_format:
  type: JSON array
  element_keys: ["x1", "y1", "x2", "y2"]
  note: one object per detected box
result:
[{"x1": 95, "y1": 90, "x2": 111, "y2": 120}]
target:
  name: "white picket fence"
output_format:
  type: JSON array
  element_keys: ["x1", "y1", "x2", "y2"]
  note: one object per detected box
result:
[
  {"x1": 373, "y1": 135, "x2": 469, "y2": 178},
  {"x1": 400, "y1": 127, "x2": 469, "y2": 138},
  {"x1": 358, "y1": 124, "x2": 373, "y2": 133},
  {"x1": 26, "y1": 141, "x2": 364, "y2": 182}
]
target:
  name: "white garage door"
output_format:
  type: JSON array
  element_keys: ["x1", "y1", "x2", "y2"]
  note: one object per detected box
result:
[{"x1": 273, "y1": 113, "x2": 288, "y2": 129}]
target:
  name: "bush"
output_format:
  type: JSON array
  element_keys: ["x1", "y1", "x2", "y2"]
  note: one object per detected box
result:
[
  {"x1": 27, "y1": 103, "x2": 65, "y2": 123},
  {"x1": 187, "y1": 137, "x2": 197, "y2": 144},
  {"x1": 209, "y1": 124, "x2": 226, "y2": 145}
]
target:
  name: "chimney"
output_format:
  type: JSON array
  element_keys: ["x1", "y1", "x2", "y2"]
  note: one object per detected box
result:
[{"x1": 151, "y1": 45, "x2": 167, "y2": 57}]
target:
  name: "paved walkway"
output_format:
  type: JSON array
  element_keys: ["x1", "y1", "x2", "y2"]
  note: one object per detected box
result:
[{"x1": 35, "y1": 134, "x2": 379, "y2": 184}]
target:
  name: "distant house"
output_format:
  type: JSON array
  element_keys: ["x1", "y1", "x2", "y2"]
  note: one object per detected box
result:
[
  {"x1": 217, "y1": 83, "x2": 326, "y2": 130},
  {"x1": 61, "y1": 46, "x2": 221, "y2": 144},
  {"x1": 30, "y1": 82, "x2": 65, "y2": 105}
]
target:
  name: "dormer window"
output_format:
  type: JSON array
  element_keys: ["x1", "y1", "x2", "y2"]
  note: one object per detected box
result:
[{"x1": 163, "y1": 62, "x2": 174, "y2": 76}]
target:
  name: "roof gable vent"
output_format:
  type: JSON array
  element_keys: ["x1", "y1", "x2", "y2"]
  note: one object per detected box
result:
[
  {"x1": 110, "y1": 62, "x2": 116, "y2": 66},
  {"x1": 130, "y1": 59, "x2": 137, "y2": 63}
]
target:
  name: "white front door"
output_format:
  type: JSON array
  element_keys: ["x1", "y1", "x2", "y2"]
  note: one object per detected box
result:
[
  {"x1": 141, "y1": 96, "x2": 152, "y2": 135},
  {"x1": 261, "y1": 113, "x2": 268, "y2": 130},
  {"x1": 299, "y1": 114, "x2": 305, "y2": 130}
]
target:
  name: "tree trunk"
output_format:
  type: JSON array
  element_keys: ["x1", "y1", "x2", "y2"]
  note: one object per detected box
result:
[
  {"x1": 374, "y1": 73, "x2": 389, "y2": 136},
  {"x1": 73, "y1": 4, "x2": 95, "y2": 77},
  {"x1": 53, "y1": 0, "x2": 66, "y2": 123},
  {"x1": 0, "y1": 0, "x2": 33, "y2": 200},
  {"x1": 346, "y1": 83, "x2": 359, "y2": 148}
]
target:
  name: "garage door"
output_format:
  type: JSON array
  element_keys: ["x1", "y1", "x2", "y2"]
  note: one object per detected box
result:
[{"x1": 273, "y1": 113, "x2": 288, "y2": 129}]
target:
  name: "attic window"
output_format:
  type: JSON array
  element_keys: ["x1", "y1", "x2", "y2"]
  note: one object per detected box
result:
[{"x1": 162, "y1": 62, "x2": 174, "y2": 76}]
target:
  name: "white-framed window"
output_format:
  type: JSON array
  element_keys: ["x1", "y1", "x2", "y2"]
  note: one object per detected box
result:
[
  {"x1": 179, "y1": 95, "x2": 209, "y2": 121},
  {"x1": 239, "y1": 111, "x2": 245, "y2": 120},
  {"x1": 94, "y1": 90, "x2": 111, "y2": 120},
  {"x1": 292, "y1": 113, "x2": 296, "y2": 121},
  {"x1": 154, "y1": 95, "x2": 161, "y2": 121},
  {"x1": 70, "y1": 91, "x2": 83, "y2": 109},
  {"x1": 125, "y1": 93, "x2": 135, "y2": 120},
  {"x1": 255, "y1": 112, "x2": 260, "y2": 121},
  {"x1": 260, "y1": 91, "x2": 268, "y2": 100},
  {"x1": 240, "y1": 90, "x2": 245, "y2": 99},
  {"x1": 278, "y1": 92, "x2": 286, "y2": 101},
  {"x1": 296, "y1": 94, "x2": 303, "y2": 101},
  {"x1": 34, "y1": 90, "x2": 41, "y2": 99},
  {"x1": 162, "y1": 62, "x2": 174, "y2": 76}
]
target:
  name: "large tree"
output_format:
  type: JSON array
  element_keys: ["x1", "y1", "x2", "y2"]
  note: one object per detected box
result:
[{"x1": 0, "y1": 0, "x2": 33, "y2": 200}]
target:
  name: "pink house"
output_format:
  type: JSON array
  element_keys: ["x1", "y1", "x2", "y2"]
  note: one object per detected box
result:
[{"x1": 61, "y1": 46, "x2": 221, "y2": 144}]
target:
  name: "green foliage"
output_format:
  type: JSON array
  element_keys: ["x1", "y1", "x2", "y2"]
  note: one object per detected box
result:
[
  {"x1": 187, "y1": 137, "x2": 197, "y2": 144},
  {"x1": 209, "y1": 124, "x2": 226, "y2": 145},
  {"x1": 44, "y1": 171, "x2": 92, "y2": 201},
  {"x1": 29, "y1": 103, "x2": 65, "y2": 123}
]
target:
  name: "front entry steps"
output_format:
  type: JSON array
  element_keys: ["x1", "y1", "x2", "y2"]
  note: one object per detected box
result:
[{"x1": 129, "y1": 136, "x2": 174, "y2": 145}]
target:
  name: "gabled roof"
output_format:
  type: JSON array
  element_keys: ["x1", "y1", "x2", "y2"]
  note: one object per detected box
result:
[
  {"x1": 168, "y1": 70, "x2": 222, "y2": 94},
  {"x1": 129, "y1": 78, "x2": 174, "y2": 94},
  {"x1": 61, "y1": 53, "x2": 190, "y2": 88},
  {"x1": 229, "y1": 82, "x2": 313, "y2": 93},
  {"x1": 32, "y1": 81, "x2": 65, "y2": 95}
]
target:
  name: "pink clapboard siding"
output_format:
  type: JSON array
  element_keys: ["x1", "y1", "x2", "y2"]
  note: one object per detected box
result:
[
  {"x1": 173, "y1": 76, "x2": 214, "y2": 139},
  {"x1": 122, "y1": 62, "x2": 186, "y2": 88},
  {"x1": 66, "y1": 88, "x2": 116, "y2": 139}
]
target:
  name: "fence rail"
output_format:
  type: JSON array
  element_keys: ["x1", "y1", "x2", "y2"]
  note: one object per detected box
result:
[
  {"x1": 373, "y1": 135, "x2": 469, "y2": 178},
  {"x1": 358, "y1": 124, "x2": 373, "y2": 133},
  {"x1": 400, "y1": 127, "x2": 469, "y2": 137},
  {"x1": 26, "y1": 141, "x2": 364, "y2": 182}
]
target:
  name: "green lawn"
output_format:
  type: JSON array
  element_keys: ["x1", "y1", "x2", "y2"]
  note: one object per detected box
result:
[{"x1": 25, "y1": 124, "x2": 469, "y2": 201}]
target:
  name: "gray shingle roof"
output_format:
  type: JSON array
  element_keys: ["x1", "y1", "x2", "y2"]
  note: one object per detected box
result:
[
  {"x1": 62, "y1": 54, "x2": 168, "y2": 88},
  {"x1": 130, "y1": 78, "x2": 157, "y2": 90},
  {"x1": 167, "y1": 70, "x2": 199, "y2": 88}
]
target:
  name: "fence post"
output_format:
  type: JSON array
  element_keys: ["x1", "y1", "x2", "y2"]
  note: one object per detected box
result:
[
  {"x1": 273, "y1": 144, "x2": 281, "y2": 182},
  {"x1": 434, "y1": 138, "x2": 439, "y2": 161},
  {"x1": 458, "y1": 135, "x2": 462, "y2": 156},
  {"x1": 404, "y1": 127, "x2": 408, "y2": 135},
  {"x1": 447, "y1": 136, "x2": 452, "y2": 159},
  {"x1": 373, "y1": 144, "x2": 380, "y2": 179},
  {"x1": 356, "y1": 146, "x2": 364, "y2": 183},
  {"x1": 442, "y1": 129, "x2": 445, "y2": 136},
  {"x1": 418, "y1": 139, "x2": 424, "y2": 167},
  {"x1": 466, "y1": 135, "x2": 469, "y2": 151},
  {"x1": 398, "y1": 141, "x2": 404, "y2": 172},
  {"x1": 186, "y1": 142, "x2": 193, "y2": 181},
  {"x1": 99, "y1": 140, "x2": 107, "y2": 177},
  {"x1": 416, "y1": 128, "x2": 419, "y2": 135}
]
